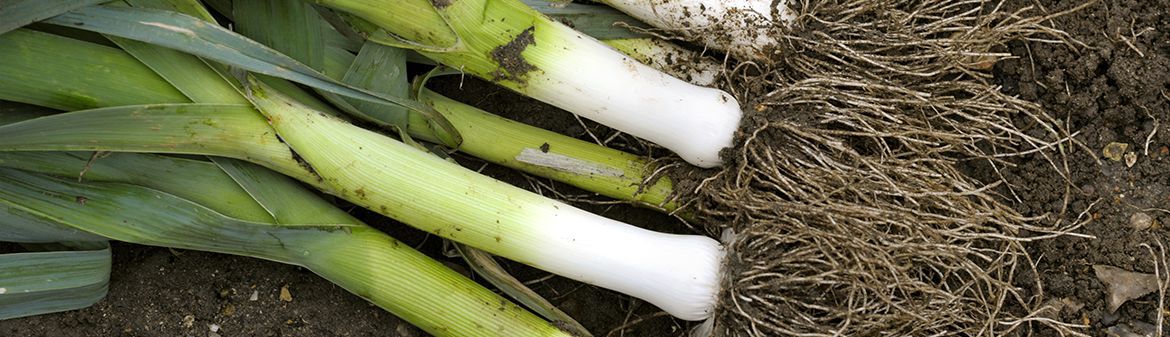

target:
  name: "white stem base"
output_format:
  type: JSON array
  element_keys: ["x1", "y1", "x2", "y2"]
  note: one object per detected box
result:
[
  {"x1": 525, "y1": 22, "x2": 743, "y2": 167},
  {"x1": 524, "y1": 205, "x2": 725, "y2": 321}
]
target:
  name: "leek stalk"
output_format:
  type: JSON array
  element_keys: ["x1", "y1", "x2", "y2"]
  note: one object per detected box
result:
[
  {"x1": 315, "y1": 0, "x2": 743, "y2": 167},
  {"x1": 247, "y1": 78, "x2": 724, "y2": 320}
]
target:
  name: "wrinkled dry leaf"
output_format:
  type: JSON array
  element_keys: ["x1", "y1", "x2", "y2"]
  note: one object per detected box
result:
[{"x1": 1093, "y1": 265, "x2": 1159, "y2": 313}]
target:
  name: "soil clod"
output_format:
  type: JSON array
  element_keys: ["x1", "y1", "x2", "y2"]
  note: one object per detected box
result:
[{"x1": 490, "y1": 27, "x2": 537, "y2": 85}]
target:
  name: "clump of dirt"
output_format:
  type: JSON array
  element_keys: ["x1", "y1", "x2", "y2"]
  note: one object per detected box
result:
[{"x1": 490, "y1": 27, "x2": 538, "y2": 85}]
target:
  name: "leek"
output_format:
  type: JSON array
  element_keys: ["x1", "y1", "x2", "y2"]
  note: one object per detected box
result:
[
  {"x1": 0, "y1": 9, "x2": 723, "y2": 320},
  {"x1": 315, "y1": 0, "x2": 743, "y2": 167}
]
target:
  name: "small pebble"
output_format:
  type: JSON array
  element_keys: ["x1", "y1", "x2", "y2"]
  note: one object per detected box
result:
[
  {"x1": 1124, "y1": 152, "x2": 1138, "y2": 167},
  {"x1": 1130, "y1": 212, "x2": 1154, "y2": 230},
  {"x1": 181, "y1": 315, "x2": 195, "y2": 329},
  {"x1": 279, "y1": 285, "x2": 293, "y2": 302},
  {"x1": 395, "y1": 324, "x2": 420, "y2": 337},
  {"x1": 221, "y1": 303, "x2": 236, "y2": 317},
  {"x1": 248, "y1": 290, "x2": 259, "y2": 301}
]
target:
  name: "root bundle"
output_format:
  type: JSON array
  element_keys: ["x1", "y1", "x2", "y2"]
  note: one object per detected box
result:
[{"x1": 667, "y1": 1, "x2": 1091, "y2": 335}]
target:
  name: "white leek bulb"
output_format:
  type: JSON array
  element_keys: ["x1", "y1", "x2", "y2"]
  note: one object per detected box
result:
[
  {"x1": 600, "y1": 0, "x2": 795, "y2": 61},
  {"x1": 519, "y1": 22, "x2": 743, "y2": 167}
]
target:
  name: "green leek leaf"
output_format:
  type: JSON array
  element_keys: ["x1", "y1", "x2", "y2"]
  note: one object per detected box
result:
[
  {"x1": 0, "y1": 0, "x2": 108, "y2": 35},
  {"x1": 233, "y1": 0, "x2": 325, "y2": 70},
  {"x1": 334, "y1": 41, "x2": 411, "y2": 130},
  {"x1": 0, "y1": 168, "x2": 348, "y2": 260},
  {"x1": 43, "y1": 5, "x2": 461, "y2": 145},
  {"x1": 0, "y1": 103, "x2": 317, "y2": 185},
  {"x1": 0, "y1": 203, "x2": 106, "y2": 243},
  {"x1": 0, "y1": 152, "x2": 275, "y2": 223},
  {"x1": 520, "y1": 0, "x2": 648, "y2": 40},
  {"x1": 0, "y1": 247, "x2": 111, "y2": 320},
  {"x1": 0, "y1": 29, "x2": 189, "y2": 111}
]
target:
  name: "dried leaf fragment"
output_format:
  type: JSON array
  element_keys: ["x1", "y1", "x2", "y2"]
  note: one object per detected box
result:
[
  {"x1": 1093, "y1": 265, "x2": 1159, "y2": 313},
  {"x1": 1103, "y1": 142, "x2": 1129, "y2": 161}
]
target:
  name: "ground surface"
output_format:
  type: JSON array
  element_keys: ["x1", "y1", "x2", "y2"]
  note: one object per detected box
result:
[
  {"x1": 996, "y1": 0, "x2": 1170, "y2": 334},
  {"x1": 1, "y1": 0, "x2": 1168, "y2": 336}
]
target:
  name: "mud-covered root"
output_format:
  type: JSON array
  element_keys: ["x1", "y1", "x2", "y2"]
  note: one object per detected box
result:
[
  {"x1": 689, "y1": 74, "x2": 1086, "y2": 336},
  {"x1": 716, "y1": 216, "x2": 1024, "y2": 336},
  {"x1": 663, "y1": 1, "x2": 1095, "y2": 335},
  {"x1": 772, "y1": 0, "x2": 1082, "y2": 79},
  {"x1": 651, "y1": 1, "x2": 1099, "y2": 335},
  {"x1": 693, "y1": 116, "x2": 1086, "y2": 336}
]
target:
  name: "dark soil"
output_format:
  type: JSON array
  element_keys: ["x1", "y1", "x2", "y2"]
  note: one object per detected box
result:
[
  {"x1": 995, "y1": 0, "x2": 1170, "y2": 334},
  {"x1": 1, "y1": 242, "x2": 409, "y2": 337},
  {"x1": 2, "y1": 1, "x2": 1168, "y2": 336}
]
